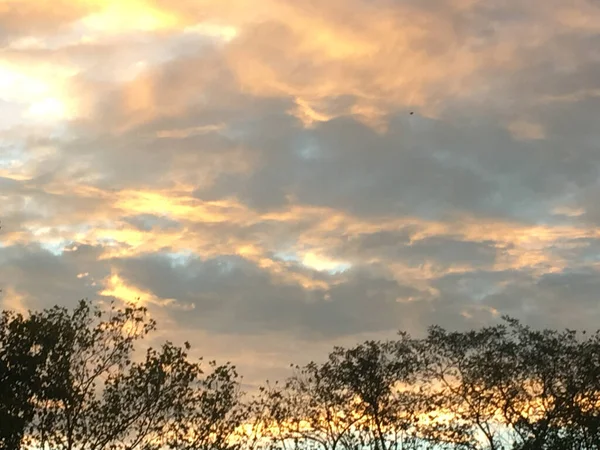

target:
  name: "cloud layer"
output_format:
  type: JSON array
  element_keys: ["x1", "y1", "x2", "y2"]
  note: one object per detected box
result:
[{"x1": 2, "y1": 0, "x2": 600, "y2": 385}]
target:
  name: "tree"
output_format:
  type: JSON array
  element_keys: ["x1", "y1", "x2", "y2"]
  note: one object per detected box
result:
[
  {"x1": 260, "y1": 359, "x2": 365, "y2": 450},
  {"x1": 421, "y1": 317, "x2": 600, "y2": 450},
  {"x1": 256, "y1": 336, "x2": 442, "y2": 450},
  {"x1": 25, "y1": 299, "x2": 167, "y2": 449},
  {"x1": 327, "y1": 337, "x2": 427, "y2": 450},
  {"x1": 242, "y1": 381, "x2": 290, "y2": 450},
  {"x1": 0, "y1": 305, "x2": 76, "y2": 449},
  {"x1": 567, "y1": 329, "x2": 600, "y2": 449},
  {"x1": 168, "y1": 360, "x2": 247, "y2": 450},
  {"x1": 421, "y1": 323, "x2": 514, "y2": 450},
  {"x1": 6, "y1": 297, "x2": 600, "y2": 450},
  {"x1": 496, "y1": 319, "x2": 600, "y2": 450},
  {"x1": 0, "y1": 299, "x2": 244, "y2": 450}
]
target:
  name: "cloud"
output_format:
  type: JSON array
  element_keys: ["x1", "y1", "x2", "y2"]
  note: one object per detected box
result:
[
  {"x1": 0, "y1": 243, "x2": 107, "y2": 311},
  {"x1": 1, "y1": 0, "x2": 600, "y2": 384},
  {"x1": 0, "y1": 0, "x2": 96, "y2": 40}
]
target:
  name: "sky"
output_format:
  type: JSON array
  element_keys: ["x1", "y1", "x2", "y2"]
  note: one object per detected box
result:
[{"x1": 1, "y1": 0, "x2": 600, "y2": 387}]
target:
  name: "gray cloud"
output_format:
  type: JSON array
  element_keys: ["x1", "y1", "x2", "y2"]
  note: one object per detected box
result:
[
  {"x1": 0, "y1": 243, "x2": 107, "y2": 311},
  {"x1": 108, "y1": 252, "x2": 427, "y2": 338}
]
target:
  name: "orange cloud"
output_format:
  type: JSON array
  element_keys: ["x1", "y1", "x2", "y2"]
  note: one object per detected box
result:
[{"x1": 0, "y1": 0, "x2": 97, "y2": 34}]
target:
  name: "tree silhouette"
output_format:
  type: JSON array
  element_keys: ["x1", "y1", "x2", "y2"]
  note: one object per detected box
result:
[
  {"x1": 3, "y1": 299, "x2": 600, "y2": 450},
  {"x1": 326, "y1": 337, "x2": 426, "y2": 450},
  {"x1": 0, "y1": 300, "x2": 244, "y2": 450},
  {"x1": 0, "y1": 306, "x2": 75, "y2": 448}
]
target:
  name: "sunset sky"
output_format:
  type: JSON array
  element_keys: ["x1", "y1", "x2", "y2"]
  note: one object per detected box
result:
[{"x1": 1, "y1": 0, "x2": 600, "y2": 387}]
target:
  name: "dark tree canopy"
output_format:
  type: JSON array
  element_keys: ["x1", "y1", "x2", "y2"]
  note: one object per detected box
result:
[
  {"x1": 0, "y1": 300, "x2": 244, "y2": 450},
  {"x1": 2, "y1": 301, "x2": 600, "y2": 450},
  {"x1": 250, "y1": 318, "x2": 600, "y2": 450}
]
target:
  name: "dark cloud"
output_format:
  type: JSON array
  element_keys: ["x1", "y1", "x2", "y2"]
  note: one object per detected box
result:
[
  {"x1": 107, "y1": 252, "x2": 428, "y2": 338},
  {"x1": 330, "y1": 229, "x2": 500, "y2": 271},
  {"x1": 0, "y1": 243, "x2": 108, "y2": 311}
]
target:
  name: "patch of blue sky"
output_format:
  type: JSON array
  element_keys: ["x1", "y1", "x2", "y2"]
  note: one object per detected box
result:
[
  {"x1": 39, "y1": 239, "x2": 72, "y2": 256},
  {"x1": 294, "y1": 135, "x2": 323, "y2": 161},
  {"x1": 274, "y1": 251, "x2": 301, "y2": 263},
  {"x1": 164, "y1": 249, "x2": 196, "y2": 267}
]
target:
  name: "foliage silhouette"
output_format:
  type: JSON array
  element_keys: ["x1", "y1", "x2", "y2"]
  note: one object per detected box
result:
[
  {"x1": 2, "y1": 301, "x2": 600, "y2": 450},
  {"x1": 0, "y1": 300, "x2": 243, "y2": 450}
]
